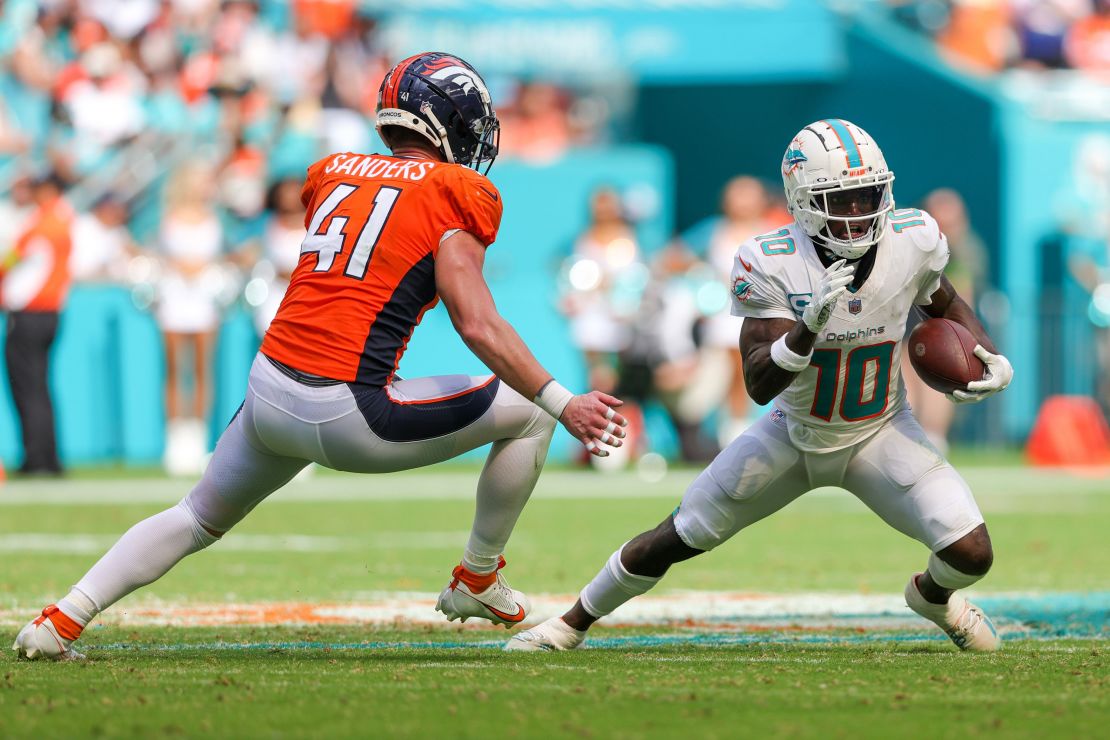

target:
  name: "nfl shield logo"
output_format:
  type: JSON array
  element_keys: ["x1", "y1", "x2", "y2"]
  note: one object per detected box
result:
[{"x1": 848, "y1": 298, "x2": 862, "y2": 314}]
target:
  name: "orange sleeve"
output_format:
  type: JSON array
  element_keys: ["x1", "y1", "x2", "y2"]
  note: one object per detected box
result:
[
  {"x1": 434, "y1": 167, "x2": 503, "y2": 248},
  {"x1": 300, "y1": 157, "x2": 332, "y2": 223}
]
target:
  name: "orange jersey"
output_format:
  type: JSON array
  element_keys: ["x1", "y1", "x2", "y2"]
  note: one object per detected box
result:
[
  {"x1": 261, "y1": 153, "x2": 503, "y2": 384},
  {"x1": 0, "y1": 198, "x2": 73, "y2": 312}
]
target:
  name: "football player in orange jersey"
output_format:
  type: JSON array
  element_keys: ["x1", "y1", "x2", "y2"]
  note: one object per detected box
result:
[{"x1": 13, "y1": 52, "x2": 628, "y2": 660}]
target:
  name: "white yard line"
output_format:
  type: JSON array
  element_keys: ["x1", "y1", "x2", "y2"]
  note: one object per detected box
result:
[
  {"x1": 0, "y1": 531, "x2": 469, "y2": 554},
  {"x1": 0, "y1": 468, "x2": 1105, "y2": 506}
]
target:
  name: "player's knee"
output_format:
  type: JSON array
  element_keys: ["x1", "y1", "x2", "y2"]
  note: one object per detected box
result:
[
  {"x1": 522, "y1": 405, "x2": 557, "y2": 441},
  {"x1": 176, "y1": 498, "x2": 223, "y2": 549},
  {"x1": 938, "y1": 524, "x2": 993, "y2": 576},
  {"x1": 929, "y1": 525, "x2": 992, "y2": 589},
  {"x1": 181, "y1": 486, "x2": 239, "y2": 540},
  {"x1": 621, "y1": 516, "x2": 703, "y2": 578}
]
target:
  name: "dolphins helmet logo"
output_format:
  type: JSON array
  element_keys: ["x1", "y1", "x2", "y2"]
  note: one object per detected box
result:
[{"x1": 783, "y1": 142, "x2": 808, "y2": 175}]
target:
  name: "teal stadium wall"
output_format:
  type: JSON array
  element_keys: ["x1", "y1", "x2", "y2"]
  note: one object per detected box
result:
[{"x1": 0, "y1": 147, "x2": 673, "y2": 467}]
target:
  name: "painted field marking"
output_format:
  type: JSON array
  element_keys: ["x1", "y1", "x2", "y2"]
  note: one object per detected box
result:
[{"x1": 2, "y1": 592, "x2": 1105, "y2": 642}]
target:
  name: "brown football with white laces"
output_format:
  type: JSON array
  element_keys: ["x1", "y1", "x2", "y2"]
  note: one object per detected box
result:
[{"x1": 908, "y1": 318, "x2": 985, "y2": 394}]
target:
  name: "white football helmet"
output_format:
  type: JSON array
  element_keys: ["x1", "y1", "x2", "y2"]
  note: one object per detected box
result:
[{"x1": 781, "y1": 119, "x2": 895, "y2": 260}]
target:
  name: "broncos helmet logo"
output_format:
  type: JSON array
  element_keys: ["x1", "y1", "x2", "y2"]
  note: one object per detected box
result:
[{"x1": 428, "y1": 65, "x2": 488, "y2": 101}]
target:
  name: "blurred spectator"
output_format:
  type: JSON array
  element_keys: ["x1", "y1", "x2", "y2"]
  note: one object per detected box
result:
[
  {"x1": 1, "y1": 172, "x2": 74, "y2": 476},
  {"x1": 936, "y1": 0, "x2": 1017, "y2": 73},
  {"x1": 156, "y1": 163, "x2": 224, "y2": 474},
  {"x1": 1068, "y1": 239, "x2": 1110, "y2": 413},
  {"x1": 892, "y1": 0, "x2": 1110, "y2": 75},
  {"x1": 1064, "y1": 135, "x2": 1110, "y2": 413},
  {"x1": 628, "y1": 250, "x2": 727, "y2": 463},
  {"x1": 69, "y1": 194, "x2": 134, "y2": 282},
  {"x1": 673, "y1": 177, "x2": 783, "y2": 445},
  {"x1": 1065, "y1": 0, "x2": 1110, "y2": 76},
  {"x1": 498, "y1": 82, "x2": 575, "y2": 163},
  {"x1": 59, "y1": 42, "x2": 147, "y2": 175},
  {"x1": 903, "y1": 188, "x2": 990, "y2": 454},
  {"x1": 0, "y1": 172, "x2": 35, "y2": 253},
  {"x1": 1012, "y1": 0, "x2": 1091, "y2": 69},
  {"x1": 78, "y1": 0, "x2": 160, "y2": 41},
  {"x1": 294, "y1": 0, "x2": 356, "y2": 41},
  {"x1": 560, "y1": 187, "x2": 645, "y2": 396},
  {"x1": 0, "y1": 95, "x2": 31, "y2": 159},
  {"x1": 926, "y1": 188, "x2": 989, "y2": 297},
  {"x1": 246, "y1": 177, "x2": 305, "y2": 336}
]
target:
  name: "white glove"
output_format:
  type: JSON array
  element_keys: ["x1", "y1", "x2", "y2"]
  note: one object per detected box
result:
[
  {"x1": 801, "y1": 259, "x2": 855, "y2": 333},
  {"x1": 947, "y1": 345, "x2": 1013, "y2": 404}
]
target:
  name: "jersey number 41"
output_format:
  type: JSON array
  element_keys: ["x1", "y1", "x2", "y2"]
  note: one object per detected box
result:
[{"x1": 300, "y1": 184, "x2": 402, "y2": 280}]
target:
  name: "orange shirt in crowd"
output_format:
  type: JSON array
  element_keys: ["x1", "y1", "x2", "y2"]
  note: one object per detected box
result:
[
  {"x1": 293, "y1": 0, "x2": 356, "y2": 40},
  {"x1": 0, "y1": 197, "x2": 74, "y2": 313},
  {"x1": 937, "y1": 2, "x2": 1013, "y2": 73},
  {"x1": 1066, "y1": 14, "x2": 1110, "y2": 76}
]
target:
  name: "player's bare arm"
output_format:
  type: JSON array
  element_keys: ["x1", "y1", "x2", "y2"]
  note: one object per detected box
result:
[
  {"x1": 920, "y1": 274, "x2": 996, "y2": 353},
  {"x1": 920, "y1": 274, "x2": 1013, "y2": 403},
  {"x1": 739, "y1": 317, "x2": 814, "y2": 405},
  {"x1": 436, "y1": 230, "x2": 627, "y2": 452},
  {"x1": 740, "y1": 256, "x2": 855, "y2": 404}
]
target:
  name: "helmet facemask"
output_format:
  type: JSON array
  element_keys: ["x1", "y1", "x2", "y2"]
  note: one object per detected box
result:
[
  {"x1": 468, "y1": 114, "x2": 500, "y2": 176},
  {"x1": 793, "y1": 173, "x2": 894, "y2": 260}
]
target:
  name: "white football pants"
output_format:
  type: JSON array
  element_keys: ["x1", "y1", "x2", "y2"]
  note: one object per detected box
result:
[
  {"x1": 68, "y1": 353, "x2": 555, "y2": 615},
  {"x1": 673, "y1": 407, "x2": 984, "y2": 553}
]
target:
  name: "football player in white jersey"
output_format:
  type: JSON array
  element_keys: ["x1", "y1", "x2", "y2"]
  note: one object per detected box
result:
[{"x1": 507, "y1": 119, "x2": 1014, "y2": 653}]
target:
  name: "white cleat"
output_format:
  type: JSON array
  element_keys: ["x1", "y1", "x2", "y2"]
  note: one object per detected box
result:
[
  {"x1": 905, "y1": 574, "x2": 1001, "y2": 652},
  {"x1": 12, "y1": 606, "x2": 87, "y2": 661},
  {"x1": 504, "y1": 617, "x2": 586, "y2": 652},
  {"x1": 436, "y1": 558, "x2": 531, "y2": 629}
]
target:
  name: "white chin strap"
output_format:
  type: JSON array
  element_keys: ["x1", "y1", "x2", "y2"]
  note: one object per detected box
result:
[{"x1": 376, "y1": 107, "x2": 456, "y2": 164}]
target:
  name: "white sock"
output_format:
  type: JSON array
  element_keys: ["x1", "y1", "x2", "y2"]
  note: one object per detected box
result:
[
  {"x1": 928, "y1": 553, "x2": 984, "y2": 590},
  {"x1": 579, "y1": 545, "x2": 662, "y2": 618},
  {"x1": 463, "y1": 415, "x2": 554, "y2": 574},
  {"x1": 71, "y1": 500, "x2": 218, "y2": 616},
  {"x1": 56, "y1": 587, "x2": 97, "y2": 627}
]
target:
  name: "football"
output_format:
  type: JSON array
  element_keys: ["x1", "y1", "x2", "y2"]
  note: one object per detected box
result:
[{"x1": 907, "y1": 318, "x2": 985, "y2": 394}]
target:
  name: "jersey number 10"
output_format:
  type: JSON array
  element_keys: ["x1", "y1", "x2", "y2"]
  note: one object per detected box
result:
[
  {"x1": 809, "y1": 341, "x2": 896, "y2": 422},
  {"x1": 300, "y1": 183, "x2": 402, "y2": 280}
]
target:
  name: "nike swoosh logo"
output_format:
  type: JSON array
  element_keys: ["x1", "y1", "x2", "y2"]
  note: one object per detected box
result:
[
  {"x1": 738, "y1": 253, "x2": 753, "y2": 272},
  {"x1": 478, "y1": 186, "x2": 499, "y2": 202},
  {"x1": 485, "y1": 603, "x2": 526, "y2": 622},
  {"x1": 462, "y1": 591, "x2": 525, "y2": 622}
]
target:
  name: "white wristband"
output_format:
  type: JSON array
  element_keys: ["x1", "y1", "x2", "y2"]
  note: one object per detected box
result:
[
  {"x1": 770, "y1": 334, "x2": 813, "y2": 373},
  {"x1": 534, "y1": 379, "x2": 574, "y2": 420}
]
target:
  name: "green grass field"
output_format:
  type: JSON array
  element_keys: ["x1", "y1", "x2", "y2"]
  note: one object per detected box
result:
[{"x1": 1, "y1": 464, "x2": 1107, "y2": 738}]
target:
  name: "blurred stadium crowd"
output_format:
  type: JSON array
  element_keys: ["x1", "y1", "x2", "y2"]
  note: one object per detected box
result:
[
  {"x1": 0, "y1": 0, "x2": 606, "y2": 475},
  {"x1": 890, "y1": 0, "x2": 1110, "y2": 74},
  {"x1": 0, "y1": 0, "x2": 1108, "y2": 476}
]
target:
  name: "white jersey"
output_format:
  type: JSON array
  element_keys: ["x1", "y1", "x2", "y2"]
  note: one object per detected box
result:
[{"x1": 729, "y1": 209, "x2": 949, "y2": 452}]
